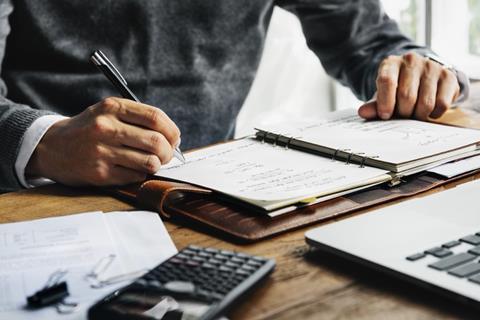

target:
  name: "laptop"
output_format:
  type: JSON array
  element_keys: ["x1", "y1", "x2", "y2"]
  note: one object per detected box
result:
[{"x1": 305, "y1": 179, "x2": 480, "y2": 307}]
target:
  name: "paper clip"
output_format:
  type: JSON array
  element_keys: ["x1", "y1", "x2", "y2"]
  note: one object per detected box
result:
[
  {"x1": 27, "y1": 269, "x2": 78, "y2": 314},
  {"x1": 85, "y1": 254, "x2": 148, "y2": 289}
]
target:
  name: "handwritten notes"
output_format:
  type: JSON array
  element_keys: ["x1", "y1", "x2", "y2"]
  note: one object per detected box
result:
[
  {"x1": 158, "y1": 139, "x2": 389, "y2": 209},
  {"x1": 261, "y1": 109, "x2": 480, "y2": 164}
]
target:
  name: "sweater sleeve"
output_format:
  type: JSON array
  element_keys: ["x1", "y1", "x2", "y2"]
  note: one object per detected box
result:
[
  {"x1": 275, "y1": 0, "x2": 434, "y2": 101},
  {"x1": 0, "y1": 0, "x2": 53, "y2": 192}
]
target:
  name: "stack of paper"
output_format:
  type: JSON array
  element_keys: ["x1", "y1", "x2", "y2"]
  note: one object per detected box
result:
[{"x1": 0, "y1": 211, "x2": 177, "y2": 320}]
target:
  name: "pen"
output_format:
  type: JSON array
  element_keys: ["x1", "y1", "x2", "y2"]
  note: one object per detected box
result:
[{"x1": 90, "y1": 50, "x2": 186, "y2": 164}]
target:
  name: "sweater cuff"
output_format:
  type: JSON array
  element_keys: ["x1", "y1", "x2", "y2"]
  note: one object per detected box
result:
[
  {"x1": 15, "y1": 115, "x2": 68, "y2": 188},
  {"x1": 0, "y1": 107, "x2": 54, "y2": 191}
]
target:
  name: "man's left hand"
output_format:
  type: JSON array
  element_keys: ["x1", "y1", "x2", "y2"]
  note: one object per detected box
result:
[{"x1": 358, "y1": 52, "x2": 460, "y2": 121}]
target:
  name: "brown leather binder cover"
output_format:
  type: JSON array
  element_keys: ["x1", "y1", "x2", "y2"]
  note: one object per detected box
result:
[{"x1": 111, "y1": 170, "x2": 478, "y2": 242}]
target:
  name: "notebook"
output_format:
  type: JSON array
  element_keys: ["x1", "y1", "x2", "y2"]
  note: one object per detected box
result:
[
  {"x1": 256, "y1": 109, "x2": 480, "y2": 173},
  {"x1": 155, "y1": 109, "x2": 480, "y2": 216}
]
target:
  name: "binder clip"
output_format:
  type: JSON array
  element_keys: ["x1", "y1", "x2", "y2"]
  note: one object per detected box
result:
[{"x1": 27, "y1": 269, "x2": 78, "y2": 314}]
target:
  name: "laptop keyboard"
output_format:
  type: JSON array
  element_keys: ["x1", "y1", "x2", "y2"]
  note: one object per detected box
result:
[{"x1": 406, "y1": 232, "x2": 480, "y2": 284}]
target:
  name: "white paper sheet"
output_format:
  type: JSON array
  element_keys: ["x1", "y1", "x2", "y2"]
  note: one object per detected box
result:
[
  {"x1": 427, "y1": 155, "x2": 480, "y2": 178},
  {"x1": 260, "y1": 109, "x2": 480, "y2": 165},
  {"x1": 157, "y1": 138, "x2": 390, "y2": 209},
  {"x1": 0, "y1": 211, "x2": 177, "y2": 320}
]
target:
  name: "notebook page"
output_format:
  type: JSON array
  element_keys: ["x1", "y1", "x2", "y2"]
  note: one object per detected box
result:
[
  {"x1": 260, "y1": 109, "x2": 480, "y2": 165},
  {"x1": 156, "y1": 138, "x2": 390, "y2": 205}
]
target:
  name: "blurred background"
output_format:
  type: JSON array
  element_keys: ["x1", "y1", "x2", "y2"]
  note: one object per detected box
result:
[{"x1": 235, "y1": 0, "x2": 480, "y2": 137}]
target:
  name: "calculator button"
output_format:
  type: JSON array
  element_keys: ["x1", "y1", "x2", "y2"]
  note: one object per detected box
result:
[
  {"x1": 198, "y1": 251, "x2": 211, "y2": 258},
  {"x1": 251, "y1": 256, "x2": 267, "y2": 262},
  {"x1": 183, "y1": 249, "x2": 197, "y2": 256},
  {"x1": 136, "y1": 279, "x2": 148, "y2": 287},
  {"x1": 176, "y1": 253, "x2": 189, "y2": 260},
  {"x1": 208, "y1": 258, "x2": 222, "y2": 265},
  {"x1": 219, "y1": 266, "x2": 233, "y2": 273},
  {"x1": 205, "y1": 248, "x2": 219, "y2": 254},
  {"x1": 201, "y1": 262, "x2": 215, "y2": 270},
  {"x1": 225, "y1": 261, "x2": 240, "y2": 268},
  {"x1": 211, "y1": 292, "x2": 224, "y2": 301},
  {"x1": 220, "y1": 250, "x2": 235, "y2": 256},
  {"x1": 164, "y1": 281, "x2": 196, "y2": 294},
  {"x1": 187, "y1": 245, "x2": 201, "y2": 251},
  {"x1": 186, "y1": 260, "x2": 200, "y2": 267},
  {"x1": 148, "y1": 280, "x2": 163, "y2": 288},
  {"x1": 192, "y1": 256, "x2": 206, "y2": 263},
  {"x1": 246, "y1": 259, "x2": 262, "y2": 267},
  {"x1": 169, "y1": 258, "x2": 183, "y2": 265},
  {"x1": 236, "y1": 253, "x2": 249, "y2": 259},
  {"x1": 214, "y1": 254, "x2": 228, "y2": 261},
  {"x1": 241, "y1": 265, "x2": 256, "y2": 272},
  {"x1": 235, "y1": 269, "x2": 250, "y2": 276},
  {"x1": 231, "y1": 257, "x2": 244, "y2": 264}
]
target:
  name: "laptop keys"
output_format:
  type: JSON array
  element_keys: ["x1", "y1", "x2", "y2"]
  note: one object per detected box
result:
[
  {"x1": 448, "y1": 262, "x2": 480, "y2": 278},
  {"x1": 442, "y1": 240, "x2": 461, "y2": 249},
  {"x1": 424, "y1": 247, "x2": 453, "y2": 258},
  {"x1": 469, "y1": 273, "x2": 480, "y2": 285},
  {"x1": 428, "y1": 253, "x2": 476, "y2": 271},
  {"x1": 468, "y1": 246, "x2": 480, "y2": 256},
  {"x1": 460, "y1": 235, "x2": 480, "y2": 245},
  {"x1": 406, "y1": 253, "x2": 426, "y2": 261}
]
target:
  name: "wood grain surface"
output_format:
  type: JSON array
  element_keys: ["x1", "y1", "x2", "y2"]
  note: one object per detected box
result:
[{"x1": 2, "y1": 94, "x2": 480, "y2": 319}]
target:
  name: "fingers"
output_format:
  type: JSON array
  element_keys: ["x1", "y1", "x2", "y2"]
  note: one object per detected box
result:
[
  {"x1": 94, "y1": 97, "x2": 181, "y2": 146},
  {"x1": 108, "y1": 146, "x2": 163, "y2": 174},
  {"x1": 358, "y1": 100, "x2": 377, "y2": 120},
  {"x1": 362, "y1": 52, "x2": 460, "y2": 121},
  {"x1": 376, "y1": 56, "x2": 402, "y2": 120},
  {"x1": 106, "y1": 166, "x2": 147, "y2": 186},
  {"x1": 430, "y1": 69, "x2": 461, "y2": 119},
  {"x1": 396, "y1": 53, "x2": 422, "y2": 118},
  {"x1": 112, "y1": 122, "x2": 174, "y2": 164},
  {"x1": 414, "y1": 60, "x2": 442, "y2": 120}
]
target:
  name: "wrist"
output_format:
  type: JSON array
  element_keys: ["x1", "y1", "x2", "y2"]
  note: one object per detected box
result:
[{"x1": 25, "y1": 118, "x2": 68, "y2": 178}]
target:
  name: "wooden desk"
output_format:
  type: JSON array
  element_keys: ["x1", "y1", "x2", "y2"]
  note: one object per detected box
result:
[{"x1": 2, "y1": 107, "x2": 480, "y2": 319}]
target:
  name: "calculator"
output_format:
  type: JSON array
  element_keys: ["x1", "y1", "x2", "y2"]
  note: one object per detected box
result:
[{"x1": 88, "y1": 245, "x2": 276, "y2": 320}]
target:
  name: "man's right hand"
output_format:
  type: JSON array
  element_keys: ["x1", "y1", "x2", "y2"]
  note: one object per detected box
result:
[{"x1": 26, "y1": 97, "x2": 181, "y2": 186}]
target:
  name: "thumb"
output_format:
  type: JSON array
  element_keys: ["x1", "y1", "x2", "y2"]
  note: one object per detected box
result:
[{"x1": 358, "y1": 99, "x2": 378, "y2": 120}]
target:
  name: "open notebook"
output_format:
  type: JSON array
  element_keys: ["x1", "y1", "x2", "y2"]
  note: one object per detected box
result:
[{"x1": 156, "y1": 109, "x2": 480, "y2": 216}]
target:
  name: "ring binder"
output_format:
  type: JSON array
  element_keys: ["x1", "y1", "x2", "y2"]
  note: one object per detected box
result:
[
  {"x1": 345, "y1": 151, "x2": 354, "y2": 165},
  {"x1": 285, "y1": 136, "x2": 294, "y2": 150},
  {"x1": 258, "y1": 131, "x2": 267, "y2": 144},
  {"x1": 332, "y1": 149, "x2": 351, "y2": 164},
  {"x1": 355, "y1": 152, "x2": 365, "y2": 168},
  {"x1": 273, "y1": 133, "x2": 281, "y2": 147}
]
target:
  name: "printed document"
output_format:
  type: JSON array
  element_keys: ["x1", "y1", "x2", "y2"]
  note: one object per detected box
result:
[{"x1": 0, "y1": 211, "x2": 177, "y2": 320}]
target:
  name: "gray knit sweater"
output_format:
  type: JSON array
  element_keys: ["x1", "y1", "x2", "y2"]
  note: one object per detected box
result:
[{"x1": 0, "y1": 0, "x2": 430, "y2": 192}]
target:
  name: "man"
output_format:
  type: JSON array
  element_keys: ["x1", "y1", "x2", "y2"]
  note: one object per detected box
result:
[{"x1": 0, "y1": 0, "x2": 468, "y2": 192}]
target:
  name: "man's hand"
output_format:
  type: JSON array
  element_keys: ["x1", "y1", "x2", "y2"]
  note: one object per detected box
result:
[
  {"x1": 26, "y1": 97, "x2": 181, "y2": 186},
  {"x1": 358, "y1": 52, "x2": 460, "y2": 121}
]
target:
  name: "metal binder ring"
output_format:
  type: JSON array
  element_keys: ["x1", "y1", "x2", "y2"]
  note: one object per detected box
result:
[
  {"x1": 332, "y1": 149, "x2": 340, "y2": 161},
  {"x1": 285, "y1": 136, "x2": 294, "y2": 150},
  {"x1": 356, "y1": 152, "x2": 366, "y2": 168},
  {"x1": 273, "y1": 133, "x2": 281, "y2": 147},
  {"x1": 361, "y1": 155, "x2": 379, "y2": 168},
  {"x1": 259, "y1": 131, "x2": 267, "y2": 144},
  {"x1": 345, "y1": 151, "x2": 354, "y2": 165}
]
